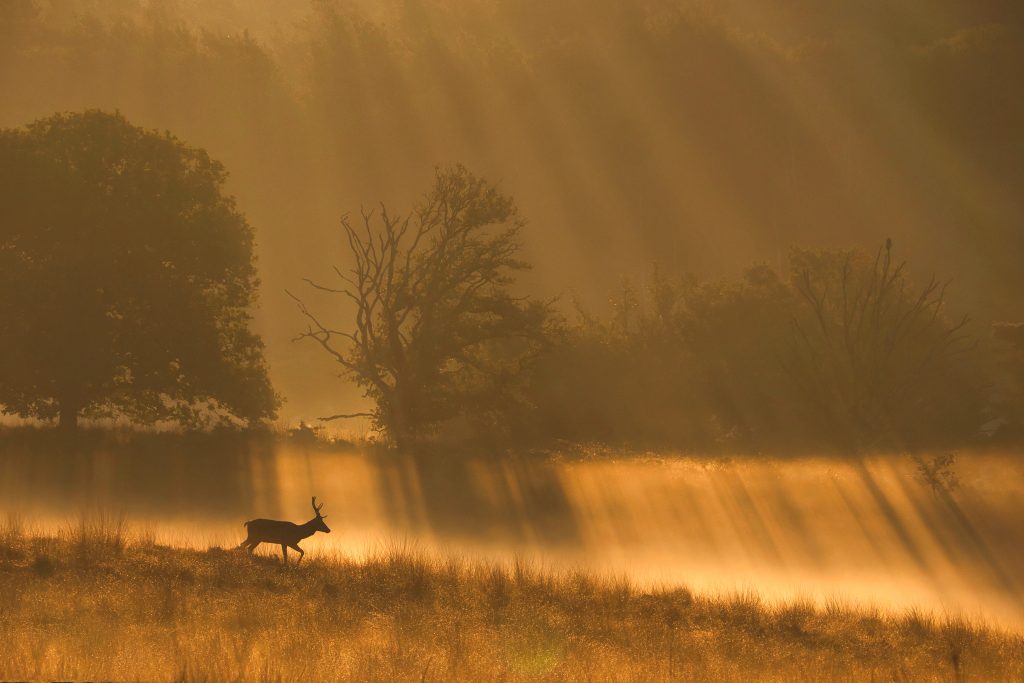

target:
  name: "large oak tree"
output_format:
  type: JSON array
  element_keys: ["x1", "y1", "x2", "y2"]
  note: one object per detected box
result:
[{"x1": 0, "y1": 110, "x2": 277, "y2": 430}]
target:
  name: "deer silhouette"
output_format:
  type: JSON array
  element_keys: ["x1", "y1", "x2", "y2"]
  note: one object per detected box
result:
[{"x1": 240, "y1": 497, "x2": 331, "y2": 564}]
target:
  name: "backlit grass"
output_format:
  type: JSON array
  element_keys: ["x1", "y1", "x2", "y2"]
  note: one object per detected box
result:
[{"x1": 1, "y1": 518, "x2": 1022, "y2": 681}]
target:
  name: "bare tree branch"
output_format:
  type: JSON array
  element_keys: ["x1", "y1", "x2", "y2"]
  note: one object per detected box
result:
[
  {"x1": 318, "y1": 412, "x2": 375, "y2": 422},
  {"x1": 290, "y1": 165, "x2": 545, "y2": 445}
]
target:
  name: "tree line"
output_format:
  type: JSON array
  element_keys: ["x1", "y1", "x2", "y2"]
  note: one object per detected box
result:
[
  {"x1": 292, "y1": 165, "x2": 1014, "y2": 453},
  {"x1": 1, "y1": 110, "x2": 1020, "y2": 454}
]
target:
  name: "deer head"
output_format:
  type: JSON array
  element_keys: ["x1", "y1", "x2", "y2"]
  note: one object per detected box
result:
[{"x1": 311, "y1": 496, "x2": 331, "y2": 533}]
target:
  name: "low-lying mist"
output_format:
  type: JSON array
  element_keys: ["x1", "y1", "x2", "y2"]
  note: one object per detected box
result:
[{"x1": 4, "y1": 439, "x2": 1024, "y2": 628}]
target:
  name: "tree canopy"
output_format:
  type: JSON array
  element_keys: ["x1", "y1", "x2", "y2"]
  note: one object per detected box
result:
[
  {"x1": 0, "y1": 110, "x2": 278, "y2": 430},
  {"x1": 520, "y1": 243, "x2": 987, "y2": 452}
]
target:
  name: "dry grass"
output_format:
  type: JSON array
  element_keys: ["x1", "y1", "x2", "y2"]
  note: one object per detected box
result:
[{"x1": 0, "y1": 520, "x2": 1022, "y2": 681}]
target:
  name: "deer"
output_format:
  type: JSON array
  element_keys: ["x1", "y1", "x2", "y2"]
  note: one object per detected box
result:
[{"x1": 239, "y1": 496, "x2": 331, "y2": 564}]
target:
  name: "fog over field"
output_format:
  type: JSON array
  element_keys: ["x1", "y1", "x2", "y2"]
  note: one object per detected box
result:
[{"x1": 6, "y1": 444, "x2": 1024, "y2": 629}]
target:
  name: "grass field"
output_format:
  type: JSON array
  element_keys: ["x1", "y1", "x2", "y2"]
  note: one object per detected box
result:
[{"x1": 1, "y1": 517, "x2": 1022, "y2": 682}]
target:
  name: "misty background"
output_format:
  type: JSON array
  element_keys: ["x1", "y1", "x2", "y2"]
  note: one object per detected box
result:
[{"x1": 3, "y1": 0, "x2": 1022, "y2": 423}]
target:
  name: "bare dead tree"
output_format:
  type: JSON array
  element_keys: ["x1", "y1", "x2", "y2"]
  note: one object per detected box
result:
[{"x1": 288, "y1": 165, "x2": 549, "y2": 447}]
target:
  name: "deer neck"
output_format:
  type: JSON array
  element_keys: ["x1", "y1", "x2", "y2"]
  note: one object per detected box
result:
[{"x1": 298, "y1": 518, "x2": 321, "y2": 538}]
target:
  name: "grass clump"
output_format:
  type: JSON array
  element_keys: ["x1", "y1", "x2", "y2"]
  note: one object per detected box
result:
[
  {"x1": 62, "y1": 511, "x2": 127, "y2": 566},
  {"x1": 0, "y1": 533, "x2": 1021, "y2": 681},
  {"x1": 0, "y1": 513, "x2": 25, "y2": 560}
]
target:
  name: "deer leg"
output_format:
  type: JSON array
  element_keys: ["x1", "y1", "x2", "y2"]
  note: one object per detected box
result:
[
  {"x1": 246, "y1": 541, "x2": 259, "y2": 555},
  {"x1": 281, "y1": 544, "x2": 288, "y2": 564},
  {"x1": 288, "y1": 543, "x2": 305, "y2": 564}
]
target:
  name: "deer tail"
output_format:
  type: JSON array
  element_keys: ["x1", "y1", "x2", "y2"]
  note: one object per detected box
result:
[{"x1": 243, "y1": 520, "x2": 250, "y2": 527}]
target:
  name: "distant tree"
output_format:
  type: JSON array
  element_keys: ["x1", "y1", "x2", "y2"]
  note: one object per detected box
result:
[
  {"x1": 676, "y1": 265, "x2": 805, "y2": 446},
  {"x1": 522, "y1": 272, "x2": 706, "y2": 448},
  {"x1": 522, "y1": 243, "x2": 988, "y2": 453},
  {"x1": 0, "y1": 111, "x2": 278, "y2": 431},
  {"x1": 290, "y1": 165, "x2": 549, "y2": 447},
  {"x1": 784, "y1": 241, "x2": 984, "y2": 448},
  {"x1": 526, "y1": 265, "x2": 807, "y2": 450}
]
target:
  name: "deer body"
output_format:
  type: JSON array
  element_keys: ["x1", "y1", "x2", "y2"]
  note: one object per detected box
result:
[{"x1": 240, "y1": 497, "x2": 330, "y2": 564}]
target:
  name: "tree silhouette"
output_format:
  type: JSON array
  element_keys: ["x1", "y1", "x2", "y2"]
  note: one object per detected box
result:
[
  {"x1": 0, "y1": 111, "x2": 278, "y2": 431},
  {"x1": 291, "y1": 165, "x2": 549, "y2": 447},
  {"x1": 783, "y1": 241, "x2": 983, "y2": 448}
]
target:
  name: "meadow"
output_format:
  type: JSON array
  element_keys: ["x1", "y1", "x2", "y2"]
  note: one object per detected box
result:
[{"x1": 1, "y1": 517, "x2": 1022, "y2": 682}]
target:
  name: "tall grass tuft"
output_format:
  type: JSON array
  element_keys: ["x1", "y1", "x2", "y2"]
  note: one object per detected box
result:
[
  {"x1": 64, "y1": 510, "x2": 127, "y2": 564},
  {"x1": 1, "y1": 512, "x2": 25, "y2": 560}
]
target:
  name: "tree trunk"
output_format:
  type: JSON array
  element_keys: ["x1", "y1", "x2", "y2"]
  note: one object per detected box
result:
[
  {"x1": 385, "y1": 388, "x2": 414, "y2": 451},
  {"x1": 58, "y1": 399, "x2": 79, "y2": 432}
]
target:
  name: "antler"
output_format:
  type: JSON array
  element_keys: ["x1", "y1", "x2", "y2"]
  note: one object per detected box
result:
[{"x1": 312, "y1": 496, "x2": 327, "y2": 518}]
